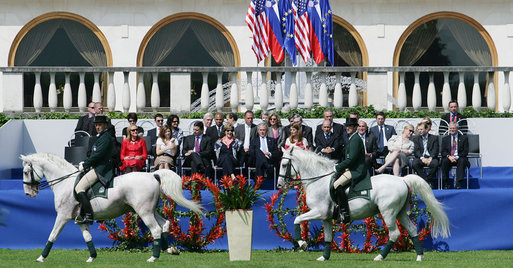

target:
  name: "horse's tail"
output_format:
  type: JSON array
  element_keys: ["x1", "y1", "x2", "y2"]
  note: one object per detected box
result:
[
  {"x1": 402, "y1": 174, "x2": 451, "y2": 239},
  {"x1": 153, "y1": 169, "x2": 203, "y2": 216}
]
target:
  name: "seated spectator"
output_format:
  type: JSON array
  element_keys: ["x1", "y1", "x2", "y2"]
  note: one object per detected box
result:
[
  {"x1": 166, "y1": 114, "x2": 184, "y2": 146},
  {"x1": 235, "y1": 111, "x2": 257, "y2": 166},
  {"x1": 281, "y1": 114, "x2": 313, "y2": 149},
  {"x1": 203, "y1": 112, "x2": 214, "y2": 132},
  {"x1": 122, "y1": 113, "x2": 144, "y2": 138},
  {"x1": 249, "y1": 123, "x2": 282, "y2": 181},
  {"x1": 206, "y1": 112, "x2": 224, "y2": 141},
  {"x1": 75, "y1": 101, "x2": 96, "y2": 136},
  {"x1": 441, "y1": 122, "x2": 469, "y2": 189},
  {"x1": 266, "y1": 112, "x2": 283, "y2": 142},
  {"x1": 370, "y1": 111, "x2": 397, "y2": 158},
  {"x1": 356, "y1": 120, "x2": 378, "y2": 169},
  {"x1": 154, "y1": 126, "x2": 178, "y2": 170},
  {"x1": 148, "y1": 113, "x2": 164, "y2": 154},
  {"x1": 375, "y1": 124, "x2": 414, "y2": 176},
  {"x1": 440, "y1": 100, "x2": 468, "y2": 135},
  {"x1": 215, "y1": 123, "x2": 244, "y2": 179},
  {"x1": 421, "y1": 117, "x2": 437, "y2": 135},
  {"x1": 315, "y1": 109, "x2": 345, "y2": 142},
  {"x1": 412, "y1": 122, "x2": 439, "y2": 187},
  {"x1": 120, "y1": 125, "x2": 148, "y2": 173},
  {"x1": 314, "y1": 120, "x2": 343, "y2": 161},
  {"x1": 284, "y1": 123, "x2": 310, "y2": 151},
  {"x1": 182, "y1": 121, "x2": 214, "y2": 175}
]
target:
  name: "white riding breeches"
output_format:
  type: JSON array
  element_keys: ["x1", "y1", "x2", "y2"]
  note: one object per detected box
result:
[
  {"x1": 75, "y1": 169, "x2": 98, "y2": 193},
  {"x1": 334, "y1": 170, "x2": 352, "y2": 189}
]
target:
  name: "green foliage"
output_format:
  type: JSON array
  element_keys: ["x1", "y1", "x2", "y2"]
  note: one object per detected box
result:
[{"x1": 217, "y1": 176, "x2": 265, "y2": 210}]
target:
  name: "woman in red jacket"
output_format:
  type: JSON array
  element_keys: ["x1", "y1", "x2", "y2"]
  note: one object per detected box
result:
[{"x1": 120, "y1": 126, "x2": 147, "y2": 173}]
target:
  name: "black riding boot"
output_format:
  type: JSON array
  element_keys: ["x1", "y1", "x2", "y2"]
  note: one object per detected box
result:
[
  {"x1": 76, "y1": 192, "x2": 94, "y2": 225},
  {"x1": 335, "y1": 186, "x2": 351, "y2": 224}
]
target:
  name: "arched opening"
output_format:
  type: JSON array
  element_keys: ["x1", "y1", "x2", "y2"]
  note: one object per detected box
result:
[
  {"x1": 138, "y1": 13, "x2": 240, "y2": 109},
  {"x1": 9, "y1": 12, "x2": 112, "y2": 110},
  {"x1": 394, "y1": 12, "x2": 497, "y2": 109}
]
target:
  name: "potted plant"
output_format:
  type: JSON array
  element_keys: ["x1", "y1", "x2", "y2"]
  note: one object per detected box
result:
[{"x1": 217, "y1": 175, "x2": 264, "y2": 261}]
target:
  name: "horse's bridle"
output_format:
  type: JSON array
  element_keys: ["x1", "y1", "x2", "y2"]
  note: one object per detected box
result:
[
  {"x1": 23, "y1": 162, "x2": 78, "y2": 190},
  {"x1": 279, "y1": 156, "x2": 335, "y2": 185}
]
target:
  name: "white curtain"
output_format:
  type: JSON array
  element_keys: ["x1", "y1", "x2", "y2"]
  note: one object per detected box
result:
[
  {"x1": 14, "y1": 20, "x2": 60, "y2": 65},
  {"x1": 399, "y1": 20, "x2": 439, "y2": 66},
  {"x1": 438, "y1": 18, "x2": 491, "y2": 66},
  {"x1": 333, "y1": 26, "x2": 362, "y2": 66},
  {"x1": 190, "y1": 20, "x2": 234, "y2": 66},
  {"x1": 142, "y1": 20, "x2": 192, "y2": 66},
  {"x1": 61, "y1": 20, "x2": 107, "y2": 66}
]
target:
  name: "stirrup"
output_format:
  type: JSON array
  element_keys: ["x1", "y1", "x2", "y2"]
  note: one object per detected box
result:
[{"x1": 75, "y1": 214, "x2": 94, "y2": 225}]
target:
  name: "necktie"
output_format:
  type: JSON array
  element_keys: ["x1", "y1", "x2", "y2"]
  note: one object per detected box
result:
[
  {"x1": 378, "y1": 126, "x2": 384, "y2": 151},
  {"x1": 261, "y1": 137, "x2": 268, "y2": 152},
  {"x1": 218, "y1": 126, "x2": 222, "y2": 137},
  {"x1": 450, "y1": 136, "x2": 456, "y2": 155},
  {"x1": 361, "y1": 135, "x2": 367, "y2": 154},
  {"x1": 195, "y1": 136, "x2": 200, "y2": 153},
  {"x1": 325, "y1": 132, "x2": 330, "y2": 142},
  {"x1": 423, "y1": 136, "x2": 429, "y2": 157}
]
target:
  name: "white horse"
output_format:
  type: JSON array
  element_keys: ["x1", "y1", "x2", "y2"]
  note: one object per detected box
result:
[
  {"x1": 277, "y1": 147, "x2": 450, "y2": 262},
  {"x1": 20, "y1": 152, "x2": 202, "y2": 263}
]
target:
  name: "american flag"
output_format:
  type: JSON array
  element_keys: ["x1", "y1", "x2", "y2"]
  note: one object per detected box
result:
[
  {"x1": 246, "y1": 0, "x2": 269, "y2": 63},
  {"x1": 293, "y1": 0, "x2": 311, "y2": 63}
]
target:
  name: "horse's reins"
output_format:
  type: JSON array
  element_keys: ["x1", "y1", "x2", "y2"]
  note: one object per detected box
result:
[
  {"x1": 279, "y1": 156, "x2": 335, "y2": 185},
  {"x1": 23, "y1": 163, "x2": 79, "y2": 190}
]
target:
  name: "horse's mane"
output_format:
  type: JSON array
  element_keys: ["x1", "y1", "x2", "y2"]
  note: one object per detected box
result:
[
  {"x1": 290, "y1": 148, "x2": 337, "y2": 172},
  {"x1": 27, "y1": 152, "x2": 77, "y2": 171}
]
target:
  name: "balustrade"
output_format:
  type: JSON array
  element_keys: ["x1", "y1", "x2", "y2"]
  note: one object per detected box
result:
[{"x1": 4, "y1": 66, "x2": 513, "y2": 113}]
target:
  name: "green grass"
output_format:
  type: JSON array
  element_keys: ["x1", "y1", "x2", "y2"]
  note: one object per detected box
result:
[{"x1": 1, "y1": 249, "x2": 513, "y2": 267}]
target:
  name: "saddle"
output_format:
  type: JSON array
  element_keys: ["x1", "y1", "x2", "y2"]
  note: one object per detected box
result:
[
  {"x1": 73, "y1": 173, "x2": 114, "y2": 200},
  {"x1": 329, "y1": 175, "x2": 371, "y2": 202}
]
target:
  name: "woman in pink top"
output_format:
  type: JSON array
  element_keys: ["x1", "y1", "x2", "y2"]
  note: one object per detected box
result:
[{"x1": 266, "y1": 112, "x2": 283, "y2": 141}]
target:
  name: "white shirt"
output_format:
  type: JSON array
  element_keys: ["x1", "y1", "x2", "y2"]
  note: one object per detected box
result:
[
  {"x1": 156, "y1": 138, "x2": 173, "y2": 156},
  {"x1": 244, "y1": 124, "x2": 251, "y2": 149},
  {"x1": 260, "y1": 136, "x2": 268, "y2": 152}
]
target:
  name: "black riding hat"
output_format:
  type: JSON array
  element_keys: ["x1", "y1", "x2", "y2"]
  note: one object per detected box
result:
[
  {"x1": 93, "y1": 115, "x2": 108, "y2": 124},
  {"x1": 345, "y1": 117, "x2": 358, "y2": 127}
]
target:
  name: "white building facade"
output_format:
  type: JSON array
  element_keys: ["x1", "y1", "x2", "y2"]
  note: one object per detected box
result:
[{"x1": 1, "y1": 0, "x2": 513, "y2": 113}]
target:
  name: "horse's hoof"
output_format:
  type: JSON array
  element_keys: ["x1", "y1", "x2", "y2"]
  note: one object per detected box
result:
[
  {"x1": 86, "y1": 257, "x2": 95, "y2": 263},
  {"x1": 374, "y1": 254, "x2": 384, "y2": 261},
  {"x1": 298, "y1": 240, "x2": 307, "y2": 251},
  {"x1": 36, "y1": 256, "x2": 44, "y2": 262},
  {"x1": 147, "y1": 256, "x2": 158, "y2": 262},
  {"x1": 416, "y1": 255, "x2": 423, "y2": 262},
  {"x1": 316, "y1": 256, "x2": 326, "y2": 262},
  {"x1": 167, "y1": 247, "x2": 180, "y2": 255}
]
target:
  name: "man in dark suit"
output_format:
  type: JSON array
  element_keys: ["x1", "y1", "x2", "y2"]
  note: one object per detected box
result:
[
  {"x1": 440, "y1": 100, "x2": 468, "y2": 134},
  {"x1": 412, "y1": 122, "x2": 439, "y2": 187},
  {"x1": 441, "y1": 122, "x2": 469, "y2": 189},
  {"x1": 357, "y1": 120, "x2": 378, "y2": 169},
  {"x1": 147, "y1": 113, "x2": 164, "y2": 155},
  {"x1": 249, "y1": 123, "x2": 282, "y2": 181},
  {"x1": 315, "y1": 109, "x2": 345, "y2": 145},
  {"x1": 182, "y1": 121, "x2": 214, "y2": 175},
  {"x1": 206, "y1": 112, "x2": 224, "y2": 142},
  {"x1": 369, "y1": 111, "x2": 397, "y2": 158},
  {"x1": 280, "y1": 114, "x2": 313, "y2": 149},
  {"x1": 75, "y1": 101, "x2": 96, "y2": 136},
  {"x1": 314, "y1": 120, "x2": 343, "y2": 161},
  {"x1": 235, "y1": 111, "x2": 257, "y2": 165}
]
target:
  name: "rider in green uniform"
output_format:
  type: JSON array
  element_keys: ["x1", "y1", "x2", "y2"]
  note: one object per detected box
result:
[
  {"x1": 75, "y1": 115, "x2": 114, "y2": 225},
  {"x1": 332, "y1": 117, "x2": 370, "y2": 224}
]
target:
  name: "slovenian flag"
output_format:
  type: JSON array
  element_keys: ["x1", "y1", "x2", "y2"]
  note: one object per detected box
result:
[
  {"x1": 307, "y1": 0, "x2": 325, "y2": 64},
  {"x1": 266, "y1": 0, "x2": 285, "y2": 63}
]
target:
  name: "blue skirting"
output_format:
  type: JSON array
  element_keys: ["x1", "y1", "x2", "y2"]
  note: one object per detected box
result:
[{"x1": 1, "y1": 167, "x2": 513, "y2": 251}]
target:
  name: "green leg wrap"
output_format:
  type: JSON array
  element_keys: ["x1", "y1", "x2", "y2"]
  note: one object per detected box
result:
[
  {"x1": 323, "y1": 241, "x2": 331, "y2": 260},
  {"x1": 294, "y1": 224, "x2": 301, "y2": 241},
  {"x1": 161, "y1": 232, "x2": 169, "y2": 251},
  {"x1": 412, "y1": 236, "x2": 423, "y2": 256},
  {"x1": 41, "y1": 241, "x2": 54, "y2": 258},
  {"x1": 153, "y1": 239, "x2": 161, "y2": 258},
  {"x1": 380, "y1": 240, "x2": 395, "y2": 259},
  {"x1": 86, "y1": 240, "x2": 97, "y2": 258}
]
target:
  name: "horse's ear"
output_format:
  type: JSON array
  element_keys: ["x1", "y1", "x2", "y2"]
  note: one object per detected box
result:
[
  {"x1": 289, "y1": 146, "x2": 294, "y2": 154},
  {"x1": 20, "y1": 154, "x2": 27, "y2": 161}
]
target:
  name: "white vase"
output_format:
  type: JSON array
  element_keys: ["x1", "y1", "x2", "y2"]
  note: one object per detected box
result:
[{"x1": 225, "y1": 209, "x2": 253, "y2": 261}]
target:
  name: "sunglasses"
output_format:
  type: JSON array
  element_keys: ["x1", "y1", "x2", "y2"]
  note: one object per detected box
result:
[
  {"x1": 408, "y1": 130, "x2": 414, "y2": 133},
  {"x1": 172, "y1": 121, "x2": 179, "y2": 123},
  {"x1": 130, "y1": 129, "x2": 138, "y2": 132},
  {"x1": 128, "y1": 120, "x2": 136, "y2": 123},
  {"x1": 156, "y1": 120, "x2": 163, "y2": 122},
  {"x1": 225, "y1": 129, "x2": 234, "y2": 132}
]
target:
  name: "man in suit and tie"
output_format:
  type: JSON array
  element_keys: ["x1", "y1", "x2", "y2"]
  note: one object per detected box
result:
[
  {"x1": 280, "y1": 114, "x2": 313, "y2": 149},
  {"x1": 441, "y1": 122, "x2": 469, "y2": 189},
  {"x1": 357, "y1": 120, "x2": 378, "y2": 169},
  {"x1": 147, "y1": 113, "x2": 164, "y2": 153},
  {"x1": 369, "y1": 111, "x2": 397, "y2": 158},
  {"x1": 235, "y1": 111, "x2": 258, "y2": 165},
  {"x1": 206, "y1": 112, "x2": 224, "y2": 142},
  {"x1": 412, "y1": 122, "x2": 439, "y2": 187},
  {"x1": 75, "y1": 101, "x2": 96, "y2": 136},
  {"x1": 314, "y1": 120, "x2": 343, "y2": 161},
  {"x1": 440, "y1": 100, "x2": 468, "y2": 134},
  {"x1": 182, "y1": 121, "x2": 214, "y2": 175},
  {"x1": 315, "y1": 109, "x2": 345, "y2": 143},
  {"x1": 249, "y1": 123, "x2": 282, "y2": 181}
]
